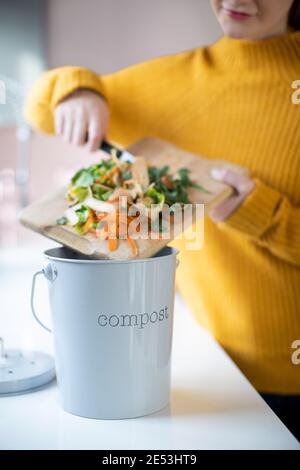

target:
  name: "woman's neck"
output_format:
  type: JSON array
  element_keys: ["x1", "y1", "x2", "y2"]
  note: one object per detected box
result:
[{"x1": 209, "y1": 29, "x2": 300, "y2": 74}]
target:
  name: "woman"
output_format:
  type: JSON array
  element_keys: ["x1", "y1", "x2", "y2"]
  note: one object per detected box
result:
[{"x1": 25, "y1": 1, "x2": 300, "y2": 439}]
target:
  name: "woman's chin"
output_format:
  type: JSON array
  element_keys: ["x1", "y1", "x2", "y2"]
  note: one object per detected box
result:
[{"x1": 222, "y1": 24, "x2": 256, "y2": 40}]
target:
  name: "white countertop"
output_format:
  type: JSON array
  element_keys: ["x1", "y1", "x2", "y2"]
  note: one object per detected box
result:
[{"x1": 0, "y1": 242, "x2": 299, "y2": 450}]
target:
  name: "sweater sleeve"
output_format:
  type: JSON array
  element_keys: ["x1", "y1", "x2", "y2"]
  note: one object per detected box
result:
[
  {"x1": 219, "y1": 178, "x2": 300, "y2": 267},
  {"x1": 24, "y1": 52, "x2": 193, "y2": 145},
  {"x1": 23, "y1": 66, "x2": 107, "y2": 135}
]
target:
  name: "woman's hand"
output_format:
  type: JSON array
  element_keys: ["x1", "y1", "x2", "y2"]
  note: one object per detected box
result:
[
  {"x1": 208, "y1": 168, "x2": 255, "y2": 222},
  {"x1": 54, "y1": 89, "x2": 109, "y2": 152}
]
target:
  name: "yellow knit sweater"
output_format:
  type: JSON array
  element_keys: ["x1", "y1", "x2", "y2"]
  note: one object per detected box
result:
[{"x1": 24, "y1": 32, "x2": 300, "y2": 394}]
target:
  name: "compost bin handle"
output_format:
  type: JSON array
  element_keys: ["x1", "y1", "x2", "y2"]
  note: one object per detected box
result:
[{"x1": 30, "y1": 262, "x2": 57, "y2": 333}]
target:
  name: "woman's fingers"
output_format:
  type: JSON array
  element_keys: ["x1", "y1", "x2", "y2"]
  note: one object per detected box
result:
[
  {"x1": 87, "y1": 114, "x2": 104, "y2": 152},
  {"x1": 53, "y1": 90, "x2": 108, "y2": 152},
  {"x1": 211, "y1": 168, "x2": 254, "y2": 194},
  {"x1": 63, "y1": 108, "x2": 74, "y2": 143},
  {"x1": 54, "y1": 107, "x2": 64, "y2": 136},
  {"x1": 72, "y1": 109, "x2": 88, "y2": 146},
  {"x1": 209, "y1": 168, "x2": 255, "y2": 222},
  {"x1": 209, "y1": 192, "x2": 246, "y2": 222}
]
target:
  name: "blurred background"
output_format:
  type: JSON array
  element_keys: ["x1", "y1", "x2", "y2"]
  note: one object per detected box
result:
[{"x1": 0, "y1": 0, "x2": 221, "y2": 249}]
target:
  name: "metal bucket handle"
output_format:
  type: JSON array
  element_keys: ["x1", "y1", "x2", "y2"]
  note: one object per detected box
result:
[{"x1": 30, "y1": 261, "x2": 57, "y2": 333}]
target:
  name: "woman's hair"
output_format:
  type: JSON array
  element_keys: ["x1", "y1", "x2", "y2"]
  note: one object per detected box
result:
[{"x1": 289, "y1": 0, "x2": 300, "y2": 30}]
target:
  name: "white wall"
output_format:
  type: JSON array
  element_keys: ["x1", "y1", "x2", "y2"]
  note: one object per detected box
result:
[
  {"x1": 0, "y1": 0, "x2": 46, "y2": 125},
  {"x1": 47, "y1": 0, "x2": 222, "y2": 73}
]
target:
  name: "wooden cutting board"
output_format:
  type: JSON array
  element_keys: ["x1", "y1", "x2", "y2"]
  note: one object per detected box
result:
[{"x1": 19, "y1": 137, "x2": 248, "y2": 259}]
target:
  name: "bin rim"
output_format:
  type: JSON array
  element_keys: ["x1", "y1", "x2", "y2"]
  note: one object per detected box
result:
[{"x1": 43, "y1": 245, "x2": 179, "y2": 265}]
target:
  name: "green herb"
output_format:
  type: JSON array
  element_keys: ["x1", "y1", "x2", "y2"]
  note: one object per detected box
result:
[
  {"x1": 148, "y1": 166, "x2": 169, "y2": 186},
  {"x1": 148, "y1": 165, "x2": 211, "y2": 206},
  {"x1": 68, "y1": 186, "x2": 88, "y2": 202},
  {"x1": 56, "y1": 216, "x2": 68, "y2": 225},
  {"x1": 144, "y1": 186, "x2": 165, "y2": 207},
  {"x1": 100, "y1": 190, "x2": 113, "y2": 201},
  {"x1": 121, "y1": 170, "x2": 132, "y2": 181},
  {"x1": 176, "y1": 168, "x2": 210, "y2": 193},
  {"x1": 75, "y1": 206, "x2": 89, "y2": 224},
  {"x1": 92, "y1": 185, "x2": 113, "y2": 201},
  {"x1": 71, "y1": 169, "x2": 94, "y2": 187},
  {"x1": 71, "y1": 160, "x2": 117, "y2": 188},
  {"x1": 74, "y1": 223, "x2": 84, "y2": 235}
]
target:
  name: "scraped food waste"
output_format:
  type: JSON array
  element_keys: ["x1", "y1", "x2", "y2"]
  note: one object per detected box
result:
[{"x1": 56, "y1": 152, "x2": 210, "y2": 257}]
